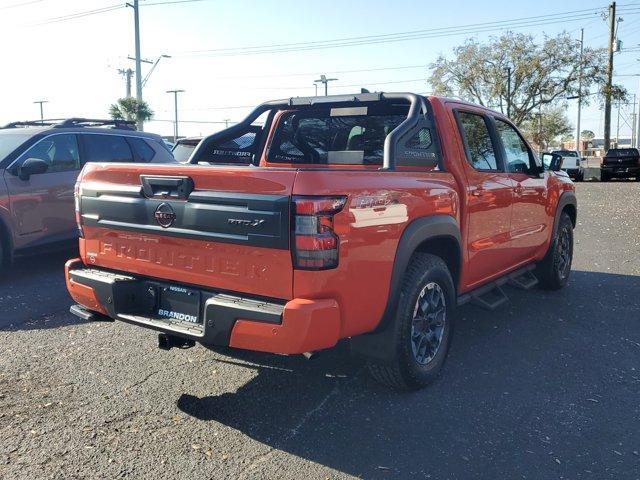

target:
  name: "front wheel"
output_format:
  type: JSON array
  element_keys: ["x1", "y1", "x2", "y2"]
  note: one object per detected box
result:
[
  {"x1": 367, "y1": 253, "x2": 456, "y2": 391},
  {"x1": 536, "y1": 212, "x2": 574, "y2": 290}
]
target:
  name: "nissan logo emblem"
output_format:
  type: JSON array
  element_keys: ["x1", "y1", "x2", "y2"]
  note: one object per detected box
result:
[{"x1": 154, "y1": 203, "x2": 176, "y2": 228}]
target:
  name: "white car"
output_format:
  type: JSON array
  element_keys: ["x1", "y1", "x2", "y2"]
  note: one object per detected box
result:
[{"x1": 551, "y1": 150, "x2": 584, "y2": 181}]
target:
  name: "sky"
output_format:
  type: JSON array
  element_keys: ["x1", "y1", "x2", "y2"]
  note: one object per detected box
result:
[{"x1": 0, "y1": 0, "x2": 639, "y2": 139}]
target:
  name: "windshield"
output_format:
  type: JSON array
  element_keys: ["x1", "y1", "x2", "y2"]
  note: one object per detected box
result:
[
  {"x1": 0, "y1": 132, "x2": 34, "y2": 161},
  {"x1": 552, "y1": 150, "x2": 578, "y2": 157},
  {"x1": 172, "y1": 143, "x2": 197, "y2": 162},
  {"x1": 606, "y1": 148, "x2": 639, "y2": 157}
]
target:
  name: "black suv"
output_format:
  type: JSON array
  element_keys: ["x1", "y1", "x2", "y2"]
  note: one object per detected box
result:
[
  {"x1": 600, "y1": 148, "x2": 640, "y2": 181},
  {"x1": 0, "y1": 118, "x2": 175, "y2": 268}
]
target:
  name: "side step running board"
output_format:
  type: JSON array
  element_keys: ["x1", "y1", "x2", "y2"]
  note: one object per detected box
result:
[
  {"x1": 470, "y1": 284, "x2": 508, "y2": 310},
  {"x1": 457, "y1": 264, "x2": 538, "y2": 311},
  {"x1": 508, "y1": 269, "x2": 539, "y2": 290}
]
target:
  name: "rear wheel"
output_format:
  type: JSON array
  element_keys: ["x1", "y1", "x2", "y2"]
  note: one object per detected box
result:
[
  {"x1": 367, "y1": 254, "x2": 455, "y2": 391},
  {"x1": 575, "y1": 171, "x2": 584, "y2": 182},
  {"x1": 600, "y1": 171, "x2": 610, "y2": 182},
  {"x1": 536, "y1": 212, "x2": 573, "y2": 290},
  {"x1": 0, "y1": 228, "x2": 6, "y2": 275}
]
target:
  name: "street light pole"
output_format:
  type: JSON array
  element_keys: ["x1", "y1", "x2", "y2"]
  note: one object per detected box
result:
[
  {"x1": 166, "y1": 89, "x2": 184, "y2": 143},
  {"x1": 33, "y1": 100, "x2": 48, "y2": 122}
]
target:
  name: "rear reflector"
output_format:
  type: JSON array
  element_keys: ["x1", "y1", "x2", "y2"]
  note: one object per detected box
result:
[
  {"x1": 74, "y1": 181, "x2": 83, "y2": 238},
  {"x1": 292, "y1": 196, "x2": 346, "y2": 270}
]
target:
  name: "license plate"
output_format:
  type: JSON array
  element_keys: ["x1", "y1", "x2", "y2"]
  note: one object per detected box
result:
[{"x1": 156, "y1": 285, "x2": 201, "y2": 324}]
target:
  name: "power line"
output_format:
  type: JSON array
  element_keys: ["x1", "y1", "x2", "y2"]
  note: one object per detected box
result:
[
  {"x1": 214, "y1": 64, "x2": 427, "y2": 80},
  {"x1": 174, "y1": 7, "x2": 612, "y2": 57},
  {"x1": 33, "y1": 3, "x2": 124, "y2": 25},
  {"x1": 253, "y1": 77, "x2": 426, "y2": 91},
  {"x1": 141, "y1": 0, "x2": 210, "y2": 5},
  {"x1": 0, "y1": 0, "x2": 45, "y2": 10}
]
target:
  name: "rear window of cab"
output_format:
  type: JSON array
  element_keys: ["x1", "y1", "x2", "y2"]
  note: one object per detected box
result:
[{"x1": 265, "y1": 103, "x2": 439, "y2": 167}]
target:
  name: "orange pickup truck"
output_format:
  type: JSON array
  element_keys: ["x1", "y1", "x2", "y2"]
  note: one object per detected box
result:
[{"x1": 66, "y1": 93, "x2": 576, "y2": 390}]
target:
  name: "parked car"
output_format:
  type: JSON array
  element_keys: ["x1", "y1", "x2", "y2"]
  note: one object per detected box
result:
[
  {"x1": 0, "y1": 118, "x2": 175, "y2": 269},
  {"x1": 66, "y1": 93, "x2": 576, "y2": 390},
  {"x1": 550, "y1": 149, "x2": 584, "y2": 181},
  {"x1": 600, "y1": 148, "x2": 640, "y2": 181},
  {"x1": 171, "y1": 136, "x2": 202, "y2": 163}
]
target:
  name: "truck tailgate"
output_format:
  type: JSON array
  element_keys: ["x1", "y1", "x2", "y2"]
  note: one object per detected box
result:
[{"x1": 78, "y1": 163, "x2": 296, "y2": 300}]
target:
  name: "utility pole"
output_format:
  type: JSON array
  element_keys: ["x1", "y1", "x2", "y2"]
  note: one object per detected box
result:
[
  {"x1": 576, "y1": 28, "x2": 584, "y2": 154},
  {"x1": 506, "y1": 66, "x2": 512, "y2": 118},
  {"x1": 632, "y1": 94, "x2": 637, "y2": 147},
  {"x1": 636, "y1": 78, "x2": 640, "y2": 148},
  {"x1": 616, "y1": 99, "x2": 621, "y2": 147},
  {"x1": 34, "y1": 100, "x2": 48, "y2": 122},
  {"x1": 128, "y1": 0, "x2": 144, "y2": 131},
  {"x1": 118, "y1": 68, "x2": 134, "y2": 97},
  {"x1": 166, "y1": 89, "x2": 184, "y2": 143},
  {"x1": 604, "y1": 2, "x2": 616, "y2": 152},
  {"x1": 314, "y1": 75, "x2": 338, "y2": 96}
]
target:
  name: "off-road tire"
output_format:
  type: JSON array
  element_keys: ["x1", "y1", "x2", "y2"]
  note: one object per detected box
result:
[
  {"x1": 367, "y1": 253, "x2": 456, "y2": 391},
  {"x1": 536, "y1": 212, "x2": 573, "y2": 290}
]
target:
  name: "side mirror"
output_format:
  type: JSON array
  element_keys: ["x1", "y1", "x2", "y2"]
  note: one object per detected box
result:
[
  {"x1": 541, "y1": 153, "x2": 563, "y2": 172},
  {"x1": 18, "y1": 157, "x2": 49, "y2": 180}
]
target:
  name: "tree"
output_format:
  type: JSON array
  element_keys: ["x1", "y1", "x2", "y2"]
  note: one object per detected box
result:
[
  {"x1": 429, "y1": 32, "x2": 621, "y2": 127},
  {"x1": 520, "y1": 106, "x2": 572, "y2": 150},
  {"x1": 580, "y1": 129, "x2": 595, "y2": 140},
  {"x1": 109, "y1": 98, "x2": 153, "y2": 123}
]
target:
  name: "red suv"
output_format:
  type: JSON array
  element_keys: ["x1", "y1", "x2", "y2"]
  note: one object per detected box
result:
[{"x1": 66, "y1": 94, "x2": 576, "y2": 390}]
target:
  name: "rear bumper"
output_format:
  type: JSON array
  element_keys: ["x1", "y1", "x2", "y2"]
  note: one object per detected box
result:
[
  {"x1": 65, "y1": 259, "x2": 341, "y2": 355},
  {"x1": 600, "y1": 165, "x2": 640, "y2": 177}
]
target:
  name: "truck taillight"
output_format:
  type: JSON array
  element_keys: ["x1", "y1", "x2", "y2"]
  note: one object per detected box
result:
[
  {"x1": 74, "y1": 181, "x2": 83, "y2": 238},
  {"x1": 292, "y1": 196, "x2": 346, "y2": 270}
]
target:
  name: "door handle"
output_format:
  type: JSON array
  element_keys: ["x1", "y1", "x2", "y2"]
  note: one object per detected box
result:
[
  {"x1": 471, "y1": 188, "x2": 486, "y2": 197},
  {"x1": 513, "y1": 185, "x2": 523, "y2": 195}
]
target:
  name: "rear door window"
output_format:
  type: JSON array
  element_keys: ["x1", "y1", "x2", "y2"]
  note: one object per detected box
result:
[
  {"x1": 457, "y1": 112, "x2": 499, "y2": 171},
  {"x1": 82, "y1": 134, "x2": 134, "y2": 163},
  {"x1": 127, "y1": 137, "x2": 156, "y2": 162}
]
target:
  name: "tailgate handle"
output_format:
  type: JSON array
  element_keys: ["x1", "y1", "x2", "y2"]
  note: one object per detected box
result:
[{"x1": 140, "y1": 175, "x2": 194, "y2": 199}]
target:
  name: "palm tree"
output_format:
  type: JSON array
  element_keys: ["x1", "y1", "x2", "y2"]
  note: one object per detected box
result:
[{"x1": 109, "y1": 98, "x2": 153, "y2": 125}]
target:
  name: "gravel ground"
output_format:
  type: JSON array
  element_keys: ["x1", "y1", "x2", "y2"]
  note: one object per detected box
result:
[{"x1": 1, "y1": 182, "x2": 639, "y2": 479}]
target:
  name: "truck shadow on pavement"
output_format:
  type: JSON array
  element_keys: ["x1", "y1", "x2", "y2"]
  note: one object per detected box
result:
[
  {"x1": 176, "y1": 270, "x2": 640, "y2": 479},
  {"x1": 0, "y1": 246, "x2": 80, "y2": 330}
]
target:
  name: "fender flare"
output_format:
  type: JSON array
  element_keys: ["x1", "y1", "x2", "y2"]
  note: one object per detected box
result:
[
  {"x1": 350, "y1": 215, "x2": 461, "y2": 361},
  {"x1": 552, "y1": 191, "x2": 577, "y2": 238},
  {"x1": 0, "y1": 213, "x2": 13, "y2": 265}
]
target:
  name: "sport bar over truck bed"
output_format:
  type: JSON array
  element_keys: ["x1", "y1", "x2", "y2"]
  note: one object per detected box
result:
[{"x1": 66, "y1": 92, "x2": 577, "y2": 390}]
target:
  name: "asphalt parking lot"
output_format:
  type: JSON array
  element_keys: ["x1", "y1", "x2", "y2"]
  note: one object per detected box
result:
[{"x1": 1, "y1": 181, "x2": 639, "y2": 480}]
